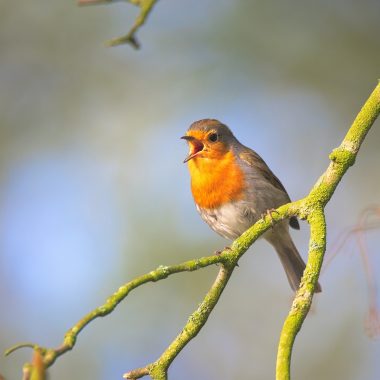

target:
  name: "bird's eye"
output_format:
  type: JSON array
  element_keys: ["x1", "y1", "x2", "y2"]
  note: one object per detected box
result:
[{"x1": 208, "y1": 133, "x2": 218, "y2": 142}]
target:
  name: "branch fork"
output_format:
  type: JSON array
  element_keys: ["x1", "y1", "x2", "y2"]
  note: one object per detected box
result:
[{"x1": 5, "y1": 83, "x2": 380, "y2": 379}]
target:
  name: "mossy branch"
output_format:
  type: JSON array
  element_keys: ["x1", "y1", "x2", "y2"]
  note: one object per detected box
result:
[
  {"x1": 276, "y1": 81, "x2": 380, "y2": 380},
  {"x1": 5, "y1": 206, "x2": 281, "y2": 378},
  {"x1": 5, "y1": 82, "x2": 380, "y2": 379},
  {"x1": 78, "y1": 0, "x2": 159, "y2": 48}
]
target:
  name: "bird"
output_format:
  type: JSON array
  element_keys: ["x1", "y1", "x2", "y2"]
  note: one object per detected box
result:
[{"x1": 181, "y1": 119, "x2": 321, "y2": 293}]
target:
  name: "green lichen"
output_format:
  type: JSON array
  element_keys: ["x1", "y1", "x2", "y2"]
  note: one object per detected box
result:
[
  {"x1": 6, "y1": 83, "x2": 380, "y2": 380},
  {"x1": 329, "y1": 147, "x2": 356, "y2": 167},
  {"x1": 276, "y1": 82, "x2": 380, "y2": 380}
]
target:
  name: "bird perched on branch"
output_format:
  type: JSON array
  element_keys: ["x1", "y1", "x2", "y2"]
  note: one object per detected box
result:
[{"x1": 181, "y1": 119, "x2": 321, "y2": 293}]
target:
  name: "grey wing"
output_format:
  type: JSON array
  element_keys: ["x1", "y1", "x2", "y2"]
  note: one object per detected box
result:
[{"x1": 239, "y1": 147, "x2": 300, "y2": 230}]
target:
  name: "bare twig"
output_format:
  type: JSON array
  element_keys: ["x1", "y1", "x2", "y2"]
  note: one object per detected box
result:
[
  {"x1": 324, "y1": 205, "x2": 380, "y2": 338},
  {"x1": 78, "y1": 0, "x2": 159, "y2": 48}
]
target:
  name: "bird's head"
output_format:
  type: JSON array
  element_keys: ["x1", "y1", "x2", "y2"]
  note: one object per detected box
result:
[{"x1": 181, "y1": 119, "x2": 236, "y2": 163}]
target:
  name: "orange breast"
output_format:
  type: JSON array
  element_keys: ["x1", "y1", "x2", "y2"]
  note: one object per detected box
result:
[{"x1": 188, "y1": 151, "x2": 246, "y2": 209}]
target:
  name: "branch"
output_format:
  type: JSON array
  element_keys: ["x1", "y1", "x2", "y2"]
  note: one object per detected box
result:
[
  {"x1": 6, "y1": 199, "x2": 291, "y2": 377},
  {"x1": 5, "y1": 83, "x2": 380, "y2": 379},
  {"x1": 4, "y1": 253, "x2": 233, "y2": 368},
  {"x1": 124, "y1": 264, "x2": 235, "y2": 379},
  {"x1": 276, "y1": 81, "x2": 380, "y2": 380},
  {"x1": 78, "y1": 0, "x2": 159, "y2": 48}
]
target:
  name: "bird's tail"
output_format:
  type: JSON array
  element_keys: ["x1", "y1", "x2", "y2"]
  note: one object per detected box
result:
[{"x1": 268, "y1": 230, "x2": 322, "y2": 293}]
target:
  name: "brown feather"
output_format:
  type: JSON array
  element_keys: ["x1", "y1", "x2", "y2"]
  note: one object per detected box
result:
[{"x1": 239, "y1": 148, "x2": 300, "y2": 230}]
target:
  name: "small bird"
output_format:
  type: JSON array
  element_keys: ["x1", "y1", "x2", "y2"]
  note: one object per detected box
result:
[{"x1": 181, "y1": 119, "x2": 321, "y2": 292}]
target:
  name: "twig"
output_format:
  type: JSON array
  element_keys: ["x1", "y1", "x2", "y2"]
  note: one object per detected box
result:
[
  {"x1": 356, "y1": 209, "x2": 380, "y2": 338},
  {"x1": 321, "y1": 205, "x2": 380, "y2": 338},
  {"x1": 78, "y1": 0, "x2": 159, "y2": 48}
]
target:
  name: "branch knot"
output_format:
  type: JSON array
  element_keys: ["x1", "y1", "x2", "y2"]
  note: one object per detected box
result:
[{"x1": 329, "y1": 147, "x2": 356, "y2": 167}]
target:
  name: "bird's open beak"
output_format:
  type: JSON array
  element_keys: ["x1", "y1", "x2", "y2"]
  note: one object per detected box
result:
[{"x1": 181, "y1": 135, "x2": 204, "y2": 163}]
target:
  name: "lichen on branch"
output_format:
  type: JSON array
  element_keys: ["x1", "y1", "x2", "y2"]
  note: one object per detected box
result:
[
  {"x1": 276, "y1": 81, "x2": 380, "y2": 380},
  {"x1": 5, "y1": 82, "x2": 380, "y2": 379}
]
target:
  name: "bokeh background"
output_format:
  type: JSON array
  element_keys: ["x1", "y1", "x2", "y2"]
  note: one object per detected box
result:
[{"x1": 1, "y1": 0, "x2": 380, "y2": 379}]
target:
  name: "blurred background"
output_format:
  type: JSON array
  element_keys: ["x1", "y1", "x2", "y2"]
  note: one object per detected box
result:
[{"x1": 1, "y1": 0, "x2": 380, "y2": 379}]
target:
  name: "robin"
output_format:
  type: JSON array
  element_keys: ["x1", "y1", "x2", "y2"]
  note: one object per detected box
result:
[{"x1": 181, "y1": 119, "x2": 321, "y2": 292}]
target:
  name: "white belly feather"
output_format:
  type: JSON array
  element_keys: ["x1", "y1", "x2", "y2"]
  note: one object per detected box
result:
[{"x1": 196, "y1": 201, "x2": 257, "y2": 240}]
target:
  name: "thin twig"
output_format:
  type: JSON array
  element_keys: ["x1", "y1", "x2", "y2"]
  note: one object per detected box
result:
[
  {"x1": 78, "y1": 0, "x2": 159, "y2": 48},
  {"x1": 321, "y1": 205, "x2": 380, "y2": 338}
]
